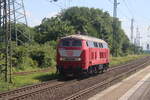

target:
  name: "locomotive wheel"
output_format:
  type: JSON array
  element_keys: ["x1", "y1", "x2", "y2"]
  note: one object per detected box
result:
[
  {"x1": 100, "y1": 69, "x2": 104, "y2": 74},
  {"x1": 103, "y1": 64, "x2": 109, "y2": 72},
  {"x1": 96, "y1": 67, "x2": 101, "y2": 74},
  {"x1": 104, "y1": 64, "x2": 108, "y2": 71},
  {"x1": 59, "y1": 71, "x2": 66, "y2": 77},
  {"x1": 96, "y1": 65, "x2": 103, "y2": 74},
  {"x1": 106, "y1": 64, "x2": 109, "y2": 70},
  {"x1": 99, "y1": 65, "x2": 104, "y2": 74},
  {"x1": 58, "y1": 68, "x2": 66, "y2": 77},
  {"x1": 88, "y1": 67, "x2": 93, "y2": 75},
  {"x1": 93, "y1": 66, "x2": 98, "y2": 74}
]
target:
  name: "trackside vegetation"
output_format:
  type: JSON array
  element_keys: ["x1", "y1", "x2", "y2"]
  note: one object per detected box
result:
[{"x1": 0, "y1": 7, "x2": 146, "y2": 88}]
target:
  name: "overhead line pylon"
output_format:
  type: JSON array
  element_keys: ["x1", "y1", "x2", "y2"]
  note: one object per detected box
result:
[{"x1": 0, "y1": 0, "x2": 30, "y2": 82}]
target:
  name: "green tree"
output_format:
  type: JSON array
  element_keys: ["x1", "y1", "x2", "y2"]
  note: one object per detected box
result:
[
  {"x1": 34, "y1": 7, "x2": 143, "y2": 56},
  {"x1": 34, "y1": 17, "x2": 75, "y2": 43}
]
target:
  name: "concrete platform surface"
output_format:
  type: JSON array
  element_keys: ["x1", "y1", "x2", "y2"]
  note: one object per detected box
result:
[{"x1": 88, "y1": 65, "x2": 150, "y2": 100}]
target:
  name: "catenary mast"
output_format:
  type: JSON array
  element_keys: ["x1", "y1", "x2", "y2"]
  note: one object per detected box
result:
[{"x1": 0, "y1": 0, "x2": 29, "y2": 82}]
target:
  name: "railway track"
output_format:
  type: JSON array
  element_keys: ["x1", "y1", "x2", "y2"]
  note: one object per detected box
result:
[
  {"x1": 0, "y1": 80, "x2": 62, "y2": 99},
  {"x1": 0, "y1": 56, "x2": 149, "y2": 100},
  {"x1": 0, "y1": 79, "x2": 80, "y2": 100},
  {"x1": 63, "y1": 59, "x2": 150, "y2": 100}
]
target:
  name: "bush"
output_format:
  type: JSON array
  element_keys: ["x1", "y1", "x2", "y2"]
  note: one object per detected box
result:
[
  {"x1": 17, "y1": 57, "x2": 37, "y2": 70},
  {"x1": 29, "y1": 43, "x2": 56, "y2": 68},
  {"x1": 11, "y1": 42, "x2": 56, "y2": 71}
]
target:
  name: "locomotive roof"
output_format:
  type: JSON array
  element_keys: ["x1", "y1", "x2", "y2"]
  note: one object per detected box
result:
[{"x1": 61, "y1": 35, "x2": 107, "y2": 44}]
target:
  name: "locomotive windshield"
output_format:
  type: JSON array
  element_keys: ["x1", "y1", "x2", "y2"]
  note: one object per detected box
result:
[{"x1": 60, "y1": 39, "x2": 82, "y2": 47}]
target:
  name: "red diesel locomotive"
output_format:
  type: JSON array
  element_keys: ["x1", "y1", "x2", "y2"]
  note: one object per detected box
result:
[{"x1": 56, "y1": 35, "x2": 110, "y2": 76}]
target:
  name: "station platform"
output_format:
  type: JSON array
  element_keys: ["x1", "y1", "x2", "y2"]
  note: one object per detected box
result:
[{"x1": 89, "y1": 65, "x2": 150, "y2": 100}]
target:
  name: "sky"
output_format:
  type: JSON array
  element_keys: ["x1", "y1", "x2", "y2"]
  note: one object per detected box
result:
[{"x1": 24, "y1": 0, "x2": 150, "y2": 50}]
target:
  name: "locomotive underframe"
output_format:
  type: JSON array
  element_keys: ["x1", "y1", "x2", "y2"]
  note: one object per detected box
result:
[{"x1": 57, "y1": 63, "x2": 109, "y2": 76}]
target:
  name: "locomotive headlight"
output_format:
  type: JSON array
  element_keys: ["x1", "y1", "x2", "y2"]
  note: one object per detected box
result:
[
  {"x1": 75, "y1": 58, "x2": 81, "y2": 61},
  {"x1": 60, "y1": 57, "x2": 64, "y2": 61},
  {"x1": 60, "y1": 57, "x2": 81, "y2": 61}
]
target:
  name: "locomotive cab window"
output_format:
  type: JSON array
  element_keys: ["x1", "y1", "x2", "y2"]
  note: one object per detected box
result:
[
  {"x1": 61, "y1": 40, "x2": 70, "y2": 47},
  {"x1": 72, "y1": 40, "x2": 82, "y2": 47},
  {"x1": 60, "y1": 39, "x2": 82, "y2": 47}
]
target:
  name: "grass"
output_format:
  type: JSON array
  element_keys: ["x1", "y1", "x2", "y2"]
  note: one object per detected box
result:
[
  {"x1": 0, "y1": 54, "x2": 149, "y2": 92},
  {"x1": 0, "y1": 67, "x2": 57, "y2": 92},
  {"x1": 110, "y1": 54, "x2": 148, "y2": 67},
  {"x1": 12, "y1": 66, "x2": 42, "y2": 73}
]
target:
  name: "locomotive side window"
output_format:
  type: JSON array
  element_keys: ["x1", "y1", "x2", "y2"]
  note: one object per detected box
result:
[
  {"x1": 98, "y1": 43, "x2": 103, "y2": 48},
  {"x1": 86, "y1": 41, "x2": 107, "y2": 48},
  {"x1": 101, "y1": 43, "x2": 103, "y2": 48},
  {"x1": 105, "y1": 44, "x2": 108, "y2": 48},
  {"x1": 88, "y1": 41, "x2": 94, "y2": 48},
  {"x1": 103, "y1": 43, "x2": 105, "y2": 48},
  {"x1": 103, "y1": 43, "x2": 108, "y2": 48},
  {"x1": 98, "y1": 43, "x2": 101, "y2": 48},
  {"x1": 86, "y1": 41, "x2": 89, "y2": 47},
  {"x1": 94, "y1": 42, "x2": 98, "y2": 48}
]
